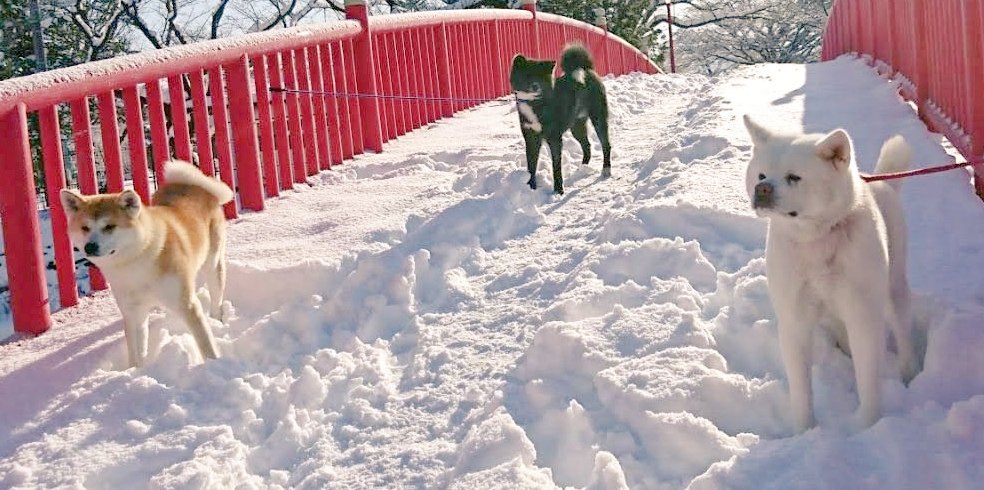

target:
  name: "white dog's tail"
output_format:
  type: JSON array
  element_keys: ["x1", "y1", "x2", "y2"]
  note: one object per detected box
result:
[
  {"x1": 163, "y1": 160, "x2": 234, "y2": 204},
  {"x1": 873, "y1": 135, "x2": 912, "y2": 191}
]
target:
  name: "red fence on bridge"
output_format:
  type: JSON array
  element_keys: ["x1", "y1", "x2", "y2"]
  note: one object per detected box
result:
[
  {"x1": 821, "y1": 0, "x2": 984, "y2": 197},
  {"x1": 0, "y1": 1, "x2": 657, "y2": 336}
]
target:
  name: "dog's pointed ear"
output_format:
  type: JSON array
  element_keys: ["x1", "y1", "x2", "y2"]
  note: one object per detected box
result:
[
  {"x1": 538, "y1": 60, "x2": 556, "y2": 74},
  {"x1": 743, "y1": 115, "x2": 773, "y2": 146},
  {"x1": 815, "y1": 129, "x2": 853, "y2": 171},
  {"x1": 511, "y1": 54, "x2": 527, "y2": 68},
  {"x1": 118, "y1": 189, "x2": 142, "y2": 217},
  {"x1": 60, "y1": 189, "x2": 85, "y2": 217}
]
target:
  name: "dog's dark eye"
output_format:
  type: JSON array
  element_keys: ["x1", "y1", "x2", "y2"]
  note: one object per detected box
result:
[
  {"x1": 81, "y1": 225, "x2": 90, "y2": 233},
  {"x1": 786, "y1": 174, "x2": 801, "y2": 184},
  {"x1": 758, "y1": 173, "x2": 766, "y2": 181},
  {"x1": 103, "y1": 224, "x2": 116, "y2": 233},
  {"x1": 788, "y1": 211, "x2": 798, "y2": 217}
]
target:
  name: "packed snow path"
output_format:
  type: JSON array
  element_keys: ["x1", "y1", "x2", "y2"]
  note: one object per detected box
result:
[{"x1": 2, "y1": 58, "x2": 983, "y2": 489}]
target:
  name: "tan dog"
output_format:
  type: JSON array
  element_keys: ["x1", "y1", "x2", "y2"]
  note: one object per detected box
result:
[{"x1": 61, "y1": 161, "x2": 233, "y2": 367}]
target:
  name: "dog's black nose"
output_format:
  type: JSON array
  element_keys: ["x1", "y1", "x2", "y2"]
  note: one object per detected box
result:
[
  {"x1": 754, "y1": 182, "x2": 774, "y2": 208},
  {"x1": 84, "y1": 242, "x2": 100, "y2": 256}
]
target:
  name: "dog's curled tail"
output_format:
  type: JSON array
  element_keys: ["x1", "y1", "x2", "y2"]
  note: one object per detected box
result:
[
  {"x1": 164, "y1": 160, "x2": 234, "y2": 204},
  {"x1": 873, "y1": 135, "x2": 912, "y2": 191},
  {"x1": 561, "y1": 43, "x2": 594, "y2": 75}
]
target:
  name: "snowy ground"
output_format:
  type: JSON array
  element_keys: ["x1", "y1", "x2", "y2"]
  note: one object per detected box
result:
[
  {"x1": 0, "y1": 212, "x2": 93, "y2": 340},
  {"x1": 1, "y1": 57, "x2": 982, "y2": 489}
]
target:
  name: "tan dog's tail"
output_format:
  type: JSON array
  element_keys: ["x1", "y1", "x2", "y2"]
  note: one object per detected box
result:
[
  {"x1": 164, "y1": 160, "x2": 234, "y2": 204},
  {"x1": 873, "y1": 135, "x2": 912, "y2": 191}
]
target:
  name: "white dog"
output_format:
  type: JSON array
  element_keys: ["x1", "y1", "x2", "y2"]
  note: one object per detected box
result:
[{"x1": 743, "y1": 116, "x2": 917, "y2": 431}]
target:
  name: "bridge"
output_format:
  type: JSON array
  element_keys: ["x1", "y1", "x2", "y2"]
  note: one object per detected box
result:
[{"x1": 0, "y1": 1, "x2": 982, "y2": 487}]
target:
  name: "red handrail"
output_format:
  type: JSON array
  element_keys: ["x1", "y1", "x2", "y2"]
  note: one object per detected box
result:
[
  {"x1": 0, "y1": 1, "x2": 658, "y2": 336},
  {"x1": 822, "y1": 0, "x2": 984, "y2": 199}
]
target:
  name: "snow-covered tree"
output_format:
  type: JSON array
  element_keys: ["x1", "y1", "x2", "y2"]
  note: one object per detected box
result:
[
  {"x1": 118, "y1": 1, "x2": 501, "y2": 47},
  {"x1": 538, "y1": 0, "x2": 654, "y2": 55},
  {"x1": 0, "y1": 0, "x2": 130, "y2": 80},
  {"x1": 662, "y1": 0, "x2": 833, "y2": 75}
]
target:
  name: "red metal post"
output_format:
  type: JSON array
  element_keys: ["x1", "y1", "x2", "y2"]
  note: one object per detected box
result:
[
  {"x1": 425, "y1": 28, "x2": 442, "y2": 116},
  {"x1": 225, "y1": 55, "x2": 265, "y2": 211},
  {"x1": 962, "y1": 0, "x2": 984, "y2": 197},
  {"x1": 308, "y1": 45, "x2": 333, "y2": 170},
  {"x1": 69, "y1": 97, "x2": 107, "y2": 291},
  {"x1": 464, "y1": 26, "x2": 478, "y2": 108},
  {"x1": 0, "y1": 104, "x2": 51, "y2": 335},
  {"x1": 386, "y1": 33, "x2": 407, "y2": 135},
  {"x1": 188, "y1": 70, "x2": 216, "y2": 178},
  {"x1": 422, "y1": 28, "x2": 439, "y2": 119},
  {"x1": 481, "y1": 22, "x2": 495, "y2": 99},
  {"x1": 415, "y1": 29, "x2": 434, "y2": 123},
  {"x1": 346, "y1": 0, "x2": 383, "y2": 153},
  {"x1": 914, "y1": 0, "x2": 931, "y2": 121},
  {"x1": 250, "y1": 56, "x2": 281, "y2": 194},
  {"x1": 295, "y1": 48, "x2": 321, "y2": 176},
  {"x1": 283, "y1": 50, "x2": 308, "y2": 183},
  {"x1": 319, "y1": 45, "x2": 343, "y2": 166},
  {"x1": 407, "y1": 29, "x2": 428, "y2": 127},
  {"x1": 38, "y1": 105, "x2": 78, "y2": 309},
  {"x1": 207, "y1": 65, "x2": 239, "y2": 219},
  {"x1": 380, "y1": 33, "x2": 399, "y2": 137},
  {"x1": 344, "y1": 39, "x2": 365, "y2": 155},
  {"x1": 493, "y1": 20, "x2": 507, "y2": 96},
  {"x1": 96, "y1": 91, "x2": 125, "y2": 192},
  {"x1": 371, "y1": 36, "x2": 390, "y2": 140},
  {"x1": 268, "y1": 52, "x2": 294, "y2": 187},
  {"x1": 397, "y1": 30, "x2": 417, "y2": 129},
  {"x1": 121, "y1": 86, "x2": 151, "y2": 203},
  {"x1": 520, "y1": 0, "x2": 540, "y2": 58},
  {"x1": 435, "y1": 24, "x2": 454, "y2": 118},
  {"x1": 405, "y1": 29, "x2": 422, "y2": 125},
  {"x1": 452, "y1": 25, "x2": 466, "y2": 112},
  {"x1": 167, "y1": 74, "x2": 193, "y2": 161},
  {"x1": 145, "y1": 79, "x2": 170, "y2": 185},
  {"x1": 332, "y1": 42, "x2": 354, "y2": 161}
]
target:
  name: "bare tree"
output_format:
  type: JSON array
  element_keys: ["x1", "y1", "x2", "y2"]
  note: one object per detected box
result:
[{"x1": 671, "y1": 0, "x2": 831, "y2": 74}]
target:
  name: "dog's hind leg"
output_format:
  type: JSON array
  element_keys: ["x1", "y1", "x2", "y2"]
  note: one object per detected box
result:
[
  {"x1": 164, "y1": 277, "x2": 219, "y2": 361},
  {"x1": 524, "y1": 133, "x2": 543, "y2": 190},
  {"x1": 590, "y1": 113, "x2": 612, "y2": 178},
  {"x1": 547, "y1": 135, "x2": 565, "y2": 194},
  {"x1": 572, "y1": 118, "x2": 591, "y2": 165},
  {"x1": 840, "y1": 295, "x2": 887, "y2": 428},
  {"x1": 205, "y1": 217, "x2": 227, "y2": 322},
  {"x1": 890, "y1": 280, "x2": 917, "y2": 383}
]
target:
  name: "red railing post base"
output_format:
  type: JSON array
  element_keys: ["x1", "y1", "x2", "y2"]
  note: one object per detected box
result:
[
  {"x1": 346, "y1": 0, "x2": 384, "y2": 154},
  {"x1": 0, "y1": 104, "x2": 51, "y2": 336}
]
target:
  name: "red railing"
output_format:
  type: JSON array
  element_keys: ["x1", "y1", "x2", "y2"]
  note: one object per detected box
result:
[
  {"x1": 821, "y1": 0, "x2": 984, "y2": 198},
  {"x1": 0, "y1": 1, "x2": 658, "y2": 336}
]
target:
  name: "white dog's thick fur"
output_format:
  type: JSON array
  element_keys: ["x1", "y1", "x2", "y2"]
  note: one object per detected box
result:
[{"x1": 743, "y1": 116, "x2": 917, "y2": 432}]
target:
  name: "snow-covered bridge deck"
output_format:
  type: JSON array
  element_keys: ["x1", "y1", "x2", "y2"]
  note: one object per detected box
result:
[{"x1": 1, "y1": 59, "x2": 982, "y2": 489}]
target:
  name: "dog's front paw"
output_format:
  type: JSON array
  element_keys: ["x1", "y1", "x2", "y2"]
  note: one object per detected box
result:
[
  {"x1": 554, "y1": 187, "x2": 565, "y2": 195},
  {"x1": 601, "y1": 166, "x2": 612, "y2": 178},
  {"x1": 528, "y1": 175, "x2": 537, "y2": 190}
]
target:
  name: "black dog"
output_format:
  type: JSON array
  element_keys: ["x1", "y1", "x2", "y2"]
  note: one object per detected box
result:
[{"x1": 509, "y1": 44, "x2": 612, "y2": 195}]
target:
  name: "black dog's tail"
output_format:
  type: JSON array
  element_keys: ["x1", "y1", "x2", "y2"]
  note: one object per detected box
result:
[{"x1": 561, "y1": 43, "x2": 594, "y2": 74}]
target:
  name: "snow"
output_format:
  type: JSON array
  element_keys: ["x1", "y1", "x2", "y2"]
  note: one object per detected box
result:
[{"x1": 1, "y1": 56, "x2": 983, "y2": 488}]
